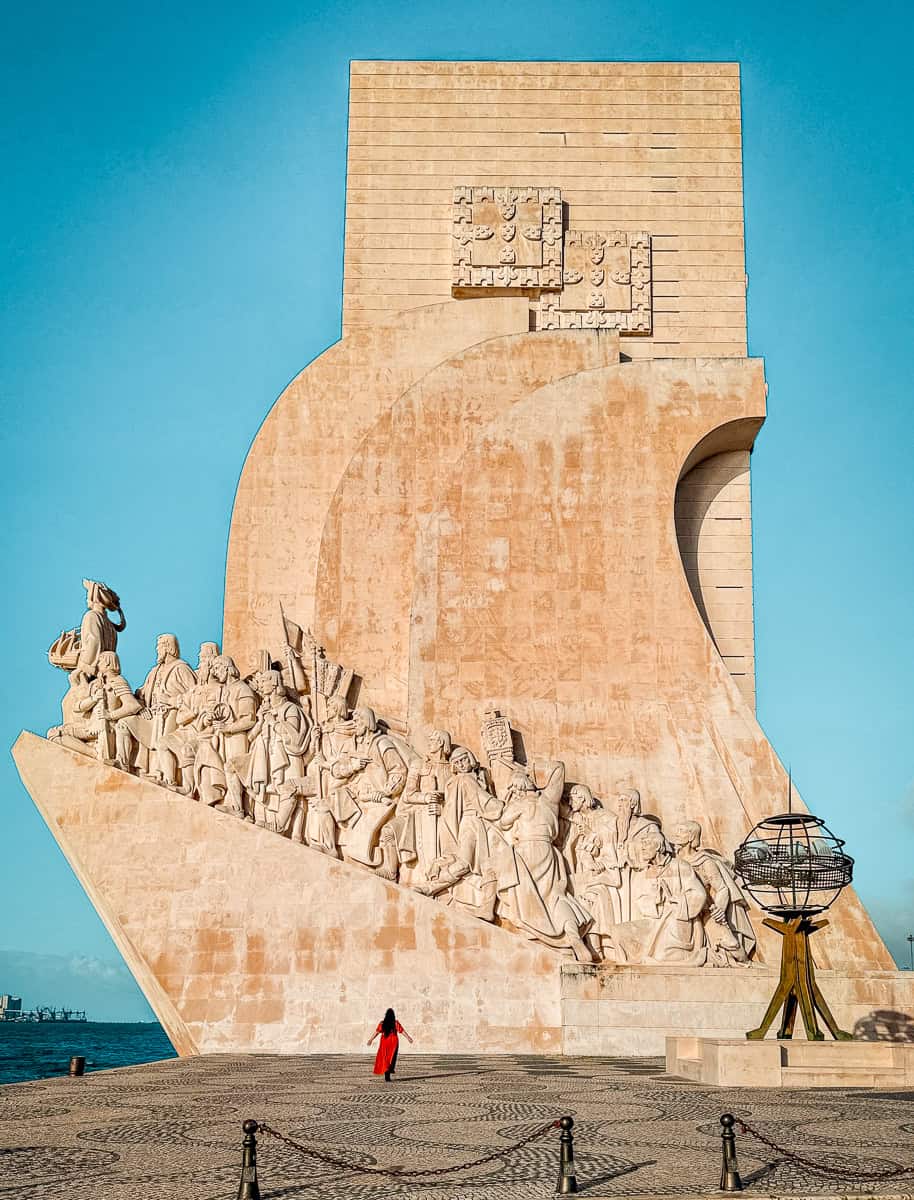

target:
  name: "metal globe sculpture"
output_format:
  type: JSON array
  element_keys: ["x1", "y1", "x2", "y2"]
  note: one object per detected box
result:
[
  {"x1": 734, "y1": 813, "x2": 854, "y2": 919},
  {"x1": 733, "y1": 805, "x2": 854, "y2": 1042}
]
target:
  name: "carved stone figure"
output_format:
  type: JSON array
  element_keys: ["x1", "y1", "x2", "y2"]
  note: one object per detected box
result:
[
  {"x1": 239, "y1": 669, "x2": 313, "y2": 837},
  {"x1": 609, "y1": 822, "x2": 708, "y2": 966},
  {"x1": 75, "y1": 581, "x2": 127, "y2": 680},
  {"x1": 496, "y1": 763, "x2": 595, "y2": 962},
  {"x1": 163, "y1": 642, "x2": 221, "y2": 793},
  {"x1": 188, "y1": 655, "x2": 257, "y2": 813},
  {"x1": 602, "y1": 788, "x2": 660, "y2": 924},
  {"x1": 48, "y1": 674, "x2": 94, "y2": 754},
  {"x1": 333, "y1": 706, "x2": 407, "y2": 880},
  {"x1": 195, "y1": 641, "x2": 219, "y2": 686},
  {"x1": 669, "y1": 820, "x2": 757, "y2": 965},
  {"x1": 564, "y1": 784, "x2": 622, "y2": 956},
  {"x1": 400, "y1": 728, "x2": 452, "y2": 880},
  {"x1": 298, "y1": 694, "x2": 359, "y2": 857},
  {"x1": 49, "y1": 651, "x2": 140, "y2": 762},
  {"x1": 415, "y1": 745, "x2": 504, "y2": 922},
  {"x1": 115, "y1": 635, "x2": 196, "y2": 787},
  {"x1": 48, "y1": 579, "x2": 126, "y2": 684}
]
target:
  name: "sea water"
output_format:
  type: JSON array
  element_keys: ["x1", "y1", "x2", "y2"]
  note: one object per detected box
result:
[{"x1": 0, "y1": 1022, "x2": 177, "y2": 1085}]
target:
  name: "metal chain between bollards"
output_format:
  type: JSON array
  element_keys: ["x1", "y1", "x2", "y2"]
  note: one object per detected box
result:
[
  {"x1": 733, "y1": 1116, "x2": 914, "y2": 1184},
  {"x1": 253, "y1": 1116, "x2": 562, "y2": 1179}
]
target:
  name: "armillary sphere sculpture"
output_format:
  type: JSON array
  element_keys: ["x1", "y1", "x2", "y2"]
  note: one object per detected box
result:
[{"x1": 733, "y1": 807, "x2": 854, "y2": 1041}]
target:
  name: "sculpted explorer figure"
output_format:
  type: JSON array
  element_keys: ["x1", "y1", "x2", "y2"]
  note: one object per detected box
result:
[
  {"x1": 334, "y1": 706, "x2": 407, "y2": 880},
  {"x1": 610, "y1": 822, "x2": 708, "y2": 966},
  {"x1": 166, "y1": 641, "x2": 221, "y2": 792},
  {"x1": 497, "y1": 762, "x2": 595, "y2": 962},
  {"x1": 241, "y1": 668, "x2": 313, "y2": 836},
  {"x1": 48, "y1": 580, "x2": 126, "y2": 712},
  {"x1": 603, "y1": 788, "x2": 660, "y2": 924},
  {"x1": 116, "y1": 634, "x2": 196, "y2": 787},
  {"x1": 287, "y1": 694, "x2": 357, "y2": 857},
  {"x1": 49, "y1": 650, "x2": 140, "y2": 762},
  {"x1": 669, "y1": 820, "x2": 756, "y2": 965},
  {"x1": 72, "y1": 580, "x2": 126, "y2": 681},
  {"x1": 400, "y1": 728, "x2": 452, "y2": 881},
  {"x1": 190, "y1": 654, "x2": 257, "y2": 813},
  {"x1": 564, "y1": 784, "x2": 623, "y2": 956},
  {"x1": 415, "y1": 746, "x2": 504, "y2": 921}
]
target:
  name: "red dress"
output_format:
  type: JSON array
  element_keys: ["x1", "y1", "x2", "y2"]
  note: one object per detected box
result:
[{"x1": 373, "y1": 1021, "x2": 403, "y2": 1075}]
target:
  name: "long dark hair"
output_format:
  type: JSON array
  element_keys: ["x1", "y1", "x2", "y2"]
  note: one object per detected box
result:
[{"x1": 381, "y1": 1007, "x2": 396, "y2": 1034}]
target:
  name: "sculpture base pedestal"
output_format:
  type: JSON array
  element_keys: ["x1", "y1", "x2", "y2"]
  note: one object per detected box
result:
[
  {"x1": 665, "y1": 1036, "x2": 914, "y2": 1088},
  {"x1": 562, "y1": 963, "x2": 914, "y2": 1056}
]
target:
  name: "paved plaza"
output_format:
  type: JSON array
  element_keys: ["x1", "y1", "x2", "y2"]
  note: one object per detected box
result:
[{"x1": 3, "y1": 1053, "x2": 914, "y2": 1199}]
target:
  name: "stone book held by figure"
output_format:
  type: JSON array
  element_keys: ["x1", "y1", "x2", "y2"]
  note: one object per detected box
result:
[{"x1": 14, "y1": 61, "x2": 912, "y2": 1058}]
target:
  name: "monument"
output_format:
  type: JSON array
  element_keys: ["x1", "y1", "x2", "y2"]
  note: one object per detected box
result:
[{"x1": 13, "y1": 61, "x2": 914, "y2": 1059}]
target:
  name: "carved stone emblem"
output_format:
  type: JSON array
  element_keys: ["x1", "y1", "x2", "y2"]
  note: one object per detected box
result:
[
  {"x1": 540, "y1": 230, "x2": 653, "y2": 333},
  {"x1": 452, "y1": 187, "x2": 563, "y2": 292}
]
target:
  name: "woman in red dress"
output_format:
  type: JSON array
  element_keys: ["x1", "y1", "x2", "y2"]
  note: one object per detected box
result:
[{"x1": 368, "y1": 1007, "x2": 413, "y2": 1081}]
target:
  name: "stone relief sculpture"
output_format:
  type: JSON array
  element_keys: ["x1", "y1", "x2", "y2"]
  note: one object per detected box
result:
[
  {"x1": 450, "y1": 187, "x2": 653, "y2": 334},
  {"x1": 668, "y1": 820, "x2": 757, "y2": 965},
  {"x1": 400, "y1": 728, "x2": 452, "y2": 884},
  {"x1": 609, "y1": 822, "x2": 709, "y2": 966},
  {"x1": 239, "y1": 667, "x2": 313, "y2": 836},
  {"x1": 49, "y1": 650, "x2": 140, "y2": 762},
  {"x1": 44, "y1": 584, "x2": 757, "y2": 967},
  {"x1": 496, "y1": 762, "x2": 596, "y2": 963}
]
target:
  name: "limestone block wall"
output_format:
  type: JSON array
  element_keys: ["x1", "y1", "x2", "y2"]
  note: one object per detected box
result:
[
  {"x1": 345, "y1": 60, "x2": 747, "y2": 358},
  {"x1": 675, "y1": 449, "x2": 756, "y2": 708}
]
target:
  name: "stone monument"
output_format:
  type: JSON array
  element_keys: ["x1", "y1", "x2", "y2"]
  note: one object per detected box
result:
[{"x1": 14, "y1": 61, "x2": 914, "y2": 1058}]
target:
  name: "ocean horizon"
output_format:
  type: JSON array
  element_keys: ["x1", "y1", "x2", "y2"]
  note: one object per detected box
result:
[{"x1": 0, "y1": 1021, "x2": 177, "y2": 1085}]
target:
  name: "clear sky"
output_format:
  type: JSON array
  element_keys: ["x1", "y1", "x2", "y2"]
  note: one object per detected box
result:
[{"x1": 2, "y1": 1, "x2": 913, "y2": 1018}]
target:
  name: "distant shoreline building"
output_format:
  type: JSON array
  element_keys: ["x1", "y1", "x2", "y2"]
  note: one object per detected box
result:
[{"x1": 0, "y1": 994, "x2": 87, "y2": 1022}]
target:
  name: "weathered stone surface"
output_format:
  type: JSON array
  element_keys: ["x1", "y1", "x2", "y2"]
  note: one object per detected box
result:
[
  {"x1": 224, "y1": 297, "x2": 531, "y2": 672},
  {"x1": 314, "y1": 328, "x2": 620, "y2": 720}
]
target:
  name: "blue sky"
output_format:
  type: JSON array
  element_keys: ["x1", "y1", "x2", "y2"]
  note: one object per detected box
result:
[{"x1": 2, "y1": 0, "x2": 913, "y2": 1018}]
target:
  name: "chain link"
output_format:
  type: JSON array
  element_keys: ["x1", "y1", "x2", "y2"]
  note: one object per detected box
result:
[
  {"x1": 257, "y1": 1119, "x2": 559, "y2": 1179},
  {"x1": 736, "y1": 1118, "x2": 914, "y2": 1183}
]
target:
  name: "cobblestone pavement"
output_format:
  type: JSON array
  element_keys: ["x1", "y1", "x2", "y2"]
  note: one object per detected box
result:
[{"x1": 2, "y1": 1053, "x2": 914, "y2": 1199}]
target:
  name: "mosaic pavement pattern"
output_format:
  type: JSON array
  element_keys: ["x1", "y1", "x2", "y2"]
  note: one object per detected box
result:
[{"x1": 3, "y1": 1053, "x2": 914, "y2": 1198}]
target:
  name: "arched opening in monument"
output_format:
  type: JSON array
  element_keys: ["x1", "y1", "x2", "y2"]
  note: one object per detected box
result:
[{"x1": 675, "y1": 422, "x2": 761, "y2": 711}]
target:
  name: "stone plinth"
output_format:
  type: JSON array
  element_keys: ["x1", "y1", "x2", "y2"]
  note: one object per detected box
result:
[
  {"x1": 563, "y1": 963, "x2": 914, "y2": 1057},
  {"x1": 666, "y1": 1036, "x2": 914, "y2": 1088}
]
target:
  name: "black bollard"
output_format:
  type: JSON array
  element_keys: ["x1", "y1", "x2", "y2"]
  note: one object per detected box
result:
[
  {"x1": 719, "y1": 1114, "x2": 743, "y2": 1192},
  {"x1": 68, "y1": 1056, "x2": 86, "y2": 1077},
  {"x1": 556, "y1": 1115, "x2": 578, "y2": 1195},
  {"x1": 237, "y1": 1119, "x2": 262, "y2": 1200}
]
